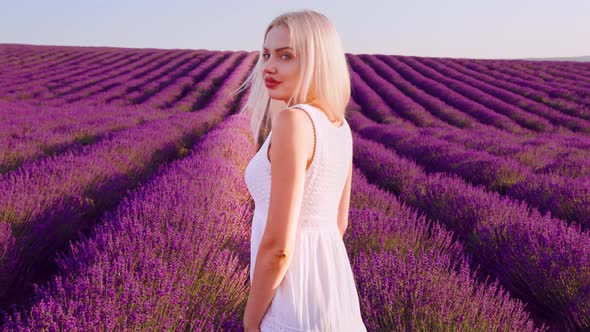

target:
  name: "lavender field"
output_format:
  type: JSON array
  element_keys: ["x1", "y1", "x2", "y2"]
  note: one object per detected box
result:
[{"x1": 0, "y1": 43, "x2": 589, "y2": 331}]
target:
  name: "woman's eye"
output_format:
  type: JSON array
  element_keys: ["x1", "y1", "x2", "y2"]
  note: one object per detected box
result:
[{"x1": 262, "y1": 53, "x2": 291, "y2": 60}]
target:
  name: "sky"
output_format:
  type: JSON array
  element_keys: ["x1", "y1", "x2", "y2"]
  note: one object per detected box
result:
[{"x1": 1, "y1": 0, "x2": 589, "y2": 60}]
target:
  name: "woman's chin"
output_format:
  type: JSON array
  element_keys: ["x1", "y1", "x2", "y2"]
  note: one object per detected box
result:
[{"x1": 267, "y1": 91, "x2": 283, "y2": 100}]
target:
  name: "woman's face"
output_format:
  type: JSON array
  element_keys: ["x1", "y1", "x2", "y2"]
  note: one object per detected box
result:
[{"x1": 262, "y1": 24, "x2": 300, "y2": 104}]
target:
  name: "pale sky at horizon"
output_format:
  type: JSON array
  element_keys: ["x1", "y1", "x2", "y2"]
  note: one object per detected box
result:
[{"x1": 1, "y1": 0, "x2": 589, "y2": 60}]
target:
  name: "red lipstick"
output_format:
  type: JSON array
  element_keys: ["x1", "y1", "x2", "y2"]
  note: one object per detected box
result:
[{"x1": 265, "y1": 77, "x2": 281, "y2": 88}]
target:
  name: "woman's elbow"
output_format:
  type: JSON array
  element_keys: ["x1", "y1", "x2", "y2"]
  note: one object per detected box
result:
[{"x1": 259, "y1": 240, "x2": 293, "y2": 265}]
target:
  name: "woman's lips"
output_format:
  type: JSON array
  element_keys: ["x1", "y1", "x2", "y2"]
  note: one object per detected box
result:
[{"x1": 265, "y1": 81, "x2": 281, "y2": 88}]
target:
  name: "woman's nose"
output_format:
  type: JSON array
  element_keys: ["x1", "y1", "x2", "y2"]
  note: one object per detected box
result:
[
  {"x1": 262, "y1": 58, "x2": 276, "y2": 74},
  {"x1": 263, "y1": 65, "x2": 276, "y2": 75}
]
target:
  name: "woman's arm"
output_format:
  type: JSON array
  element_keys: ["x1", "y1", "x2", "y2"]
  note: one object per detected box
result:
[
  {"x1": 337, "y1": 157, "x2": 352, "y2": 238},
  {"x1": 243, "y1": 108, "x2": 315, "y2": 329}
]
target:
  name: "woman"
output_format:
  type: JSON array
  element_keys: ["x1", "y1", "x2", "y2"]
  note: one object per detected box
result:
[{"x1": 238, "y1": 9, "x2": 366, "y2": 332}]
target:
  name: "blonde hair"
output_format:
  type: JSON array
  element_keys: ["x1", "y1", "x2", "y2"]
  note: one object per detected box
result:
[{"x1": 232, "y1": 9, "x2": 351, "y2": 148}]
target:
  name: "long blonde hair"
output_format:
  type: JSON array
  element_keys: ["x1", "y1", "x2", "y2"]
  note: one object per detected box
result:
[{"x1": 232, "y1": 9, "x2": 351, "y2": 148}]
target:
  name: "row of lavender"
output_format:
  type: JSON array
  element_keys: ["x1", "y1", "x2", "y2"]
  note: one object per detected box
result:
[
  {"x1": 0, "y1": 51, "x2": 256, "y2": 314},
  {"x1": 1, "y1": 48, "x2": 169, "y2": 94},
  {"x1": 0, "y1": 100, "x2": 181, "y2": 173},
  {"x1": 441, "y1": 58, "x2": 590, "y2": 121},
  {"x1": 1, "y1": 113, "x2": 546, "y2": 331},
  {"x1": 346, "y1": 69, "x2": 590, "y2": 328},
  {"x1": 2, "y1": 46, "x2": 587, "y2": 173},
  {"x1": 348, "y1": 54, "x2": 590, "y2": 229},
  {"x1": 356, "y1": 116, "x2": 590, "y2": 230},
  {"x1": 346, "y1": 108, "x2": 590, "y2": 206},
  {"x1": 349, "y1": 53, "x2": 590, "y2": 135},
  {"x1": 348, "y1": 109, "x2": 590, "y2": 330},
  {"x1": 0, "y1": 45, "x2": 180, "y2": 88},
  {"x1": 350, "y1": 80, "x2": 590, "y2": 226},
  {"x1": 3, "y1": 46, "x2": 588, "y2": 245},
  {"x1": 2, "y1": 50, "x2": 243, "y2": 112},
  {"x1": 2, "y1": 44, "x2": 587, "y2": 102},
  {"x1": 0, "y1": 44, "x2": 588, "y2": 330},
  {"x1": 0, "y1": 46, "x2": 249, "y2": 112},
  {"x1": 0, "y1": 114, "x2": 255, "y2": 330},
  {"x1": 1, "y1": 45, "x2": 589, "y2": 129},
  {"x1": 0, "y1": 51, "x2": 253, "y2": 176},
  {"x1": 467, "y1": 58, "x2": 590, "y2": 96},
  {"x1": 348, "y1": 55, "x2": 590, "y2": 176},
  {"x1": 407, "y1": 56, "x2": 589, "y2": 130}
]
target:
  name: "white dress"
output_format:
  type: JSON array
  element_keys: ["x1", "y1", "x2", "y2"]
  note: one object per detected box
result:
[{"x1": 244, "y1": 103, "x2": 367, "y2": 331}]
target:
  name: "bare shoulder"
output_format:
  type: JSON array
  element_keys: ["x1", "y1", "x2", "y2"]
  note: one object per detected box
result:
[
  {"x1": 273, "y1": 107, "x2": 314, "y2": 136},
  {"x1": 269, "y1": 108, "x2": 315, "y2": 164}
]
